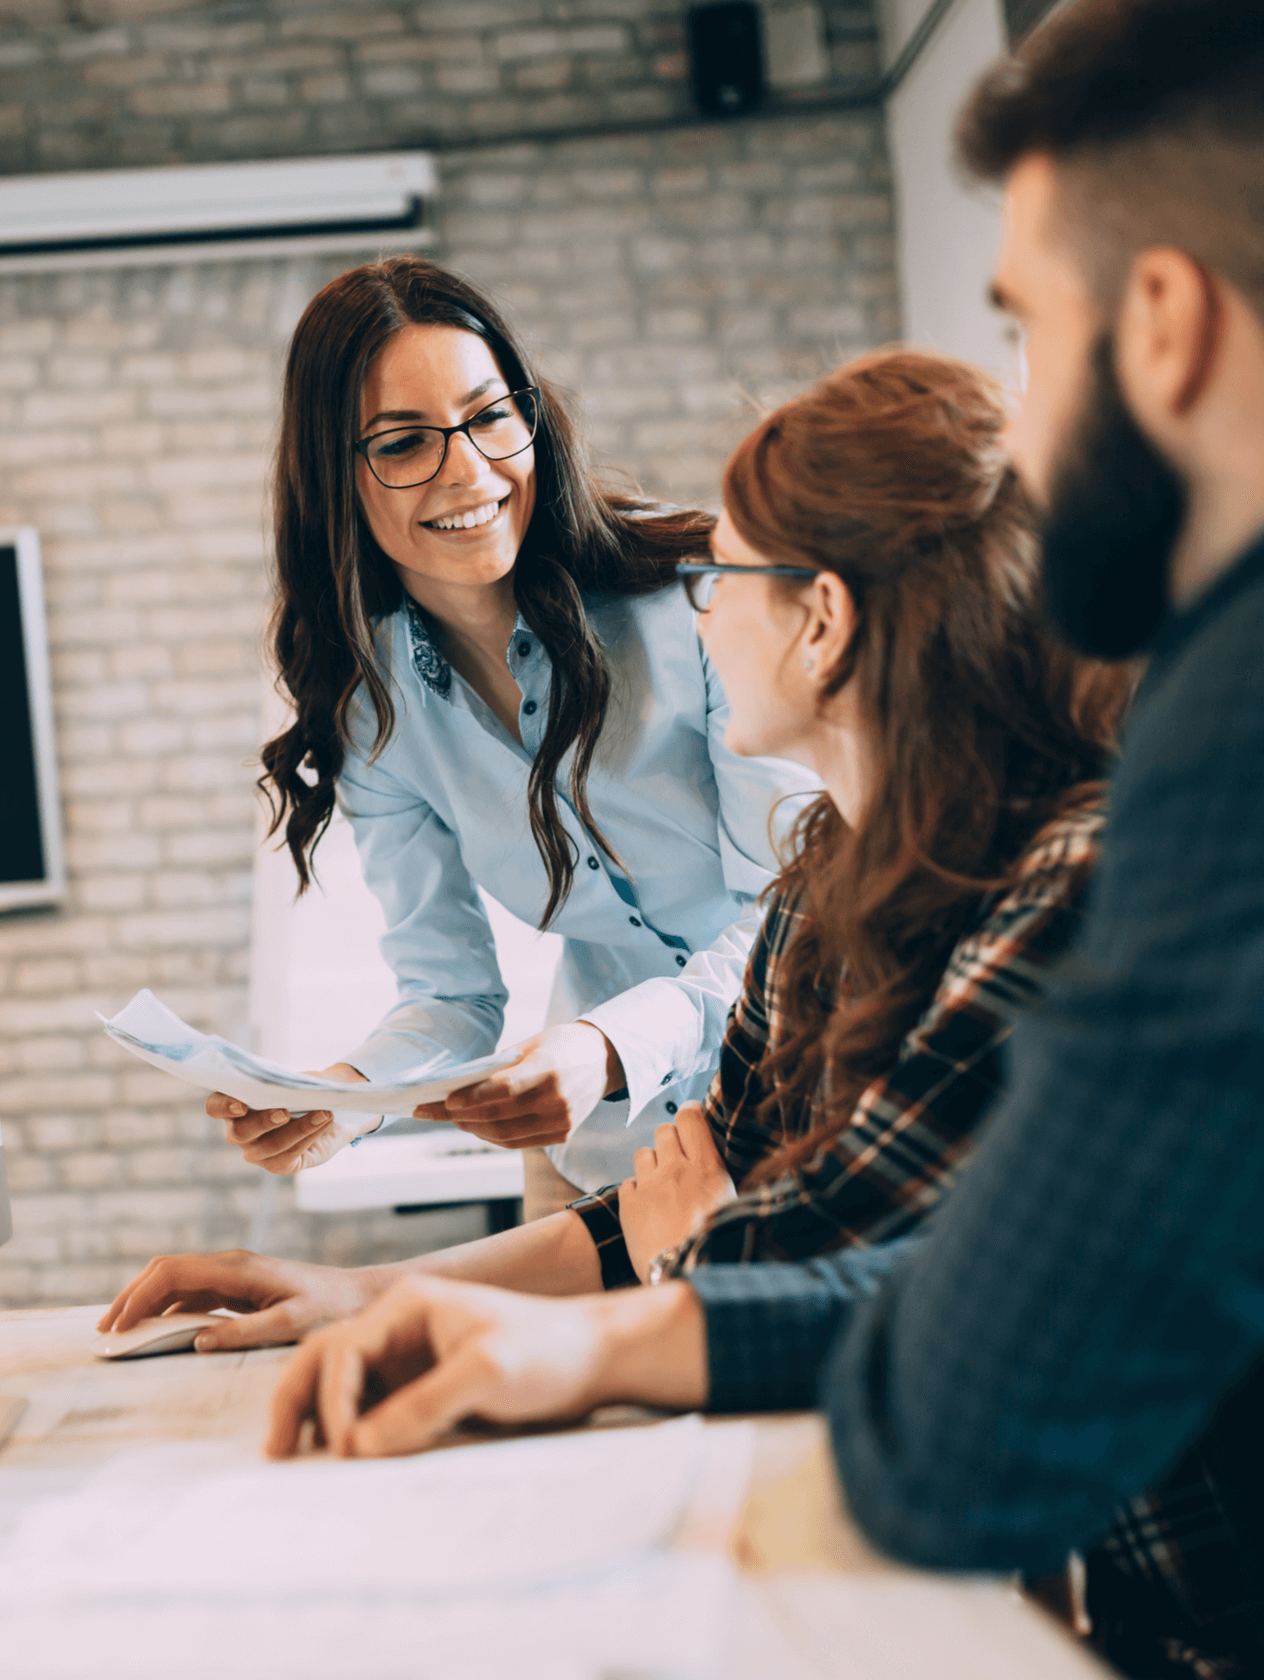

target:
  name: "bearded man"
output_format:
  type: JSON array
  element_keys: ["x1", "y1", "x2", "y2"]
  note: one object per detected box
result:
[{"x1": 821, "y1": 3, "x2": 1264, "y2": 1673}]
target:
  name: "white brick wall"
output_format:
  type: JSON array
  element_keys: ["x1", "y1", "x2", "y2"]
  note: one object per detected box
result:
[
  {"x1": 0, "y1": 260, "x2": 294, "y2": 1305},
  {"x1": 0, "y1": 0, "x2": 899, "y2": 1306}
]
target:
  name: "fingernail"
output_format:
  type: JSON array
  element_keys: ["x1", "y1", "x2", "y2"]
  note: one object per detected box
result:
[
  {"x1": 194, "y1": 1333, "x2": 216, "y2": 1352},
  {"x1": 228, "y1": 1102, "x2": 247, "y2": 1117}
]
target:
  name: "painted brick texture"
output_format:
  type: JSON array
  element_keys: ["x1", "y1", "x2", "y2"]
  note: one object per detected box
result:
[
  {"x1": 0, "y1": 0, "x2": 898, "y2": 1306},
  {"x1": 0, "y1": 2, "x2": 880, "y2": 170},
  {"x1": 443, "y1": 114, "x2": 897, "y2": 503}
]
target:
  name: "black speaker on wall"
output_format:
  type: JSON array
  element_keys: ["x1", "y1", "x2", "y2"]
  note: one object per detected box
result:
[
  {"x1": 1005, "y1": 0, "x2": 1065, "y2": 43},
  {"x1": 688, "y1": 3, "x2": 764, "y2": 118}
]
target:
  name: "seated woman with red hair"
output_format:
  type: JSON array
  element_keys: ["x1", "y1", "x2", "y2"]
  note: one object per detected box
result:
[{"x1": 100, "y1": 350, "x2": 1132, "y2": 1386}]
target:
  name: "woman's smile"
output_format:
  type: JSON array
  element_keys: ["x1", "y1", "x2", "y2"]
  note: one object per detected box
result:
[{"x1": 421, "y1": 493, "x2": 512, "y2": 534}]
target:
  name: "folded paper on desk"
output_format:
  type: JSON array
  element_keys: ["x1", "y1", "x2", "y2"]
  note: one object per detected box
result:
[
  {"x1": 0, "y1": 1415, "x2": 706, "y2": 1604},
  {"x1": 99, "y1": 989, "x2": 518, "y2": 1117},
  {"x1": 0, "y1": 1416, "x2": 752, "y2": 1680}
]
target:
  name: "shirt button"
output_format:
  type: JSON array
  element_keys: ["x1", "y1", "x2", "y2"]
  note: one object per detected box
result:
[
  {"x1": 629, "y1": 916, "x2": 641, "y2": 927},
  {"x1": 675, "y1": 954, "x2": 686, "y2": 967},
  {"x1": 518, "y1": 640, "x2": 531, "y2": 657},
  {"x1": 522, "y1": 700, "x2": 537, "y2": 715},
  {"x1": 665, "y1": 1101, "x2": 678, "y2": 1115},
  {"x1": 587, "y1": 857, "x2": 600, "y2": 870}
]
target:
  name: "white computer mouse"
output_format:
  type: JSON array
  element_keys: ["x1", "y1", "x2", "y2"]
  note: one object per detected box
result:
[{"x1": 93, "y1": 1313, "x2": 226, "y2": 1361}]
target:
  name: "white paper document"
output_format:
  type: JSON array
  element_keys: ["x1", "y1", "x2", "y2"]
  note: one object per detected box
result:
[
  {"x1": 0, "y1": 1416, "x2": 743, "y2": 1680},
  {"x1": 99, "y1": 988, "x2": 518, "y2": 1117},
  {"x1": 1, "y1": 1415, "x2": 705, "y2": 1601}
]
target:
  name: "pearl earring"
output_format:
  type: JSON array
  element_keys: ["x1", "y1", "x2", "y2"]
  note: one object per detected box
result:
[{"x1": 803, "y1": 655, "x2": 817, "y2": 676}]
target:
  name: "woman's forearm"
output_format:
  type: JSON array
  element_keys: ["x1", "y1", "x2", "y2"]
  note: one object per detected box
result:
[{"x1": 376, "y1": 1209, "x2": 605, "y2": 1297}]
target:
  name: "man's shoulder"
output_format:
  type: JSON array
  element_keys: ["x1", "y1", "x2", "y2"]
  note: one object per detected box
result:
[
  {"x1": 1086, "y1": 541, "x2": 1264, "y2": 959},
  {"x1": 1117, "y1": 543, "x2": 1264, "y2": 817}
]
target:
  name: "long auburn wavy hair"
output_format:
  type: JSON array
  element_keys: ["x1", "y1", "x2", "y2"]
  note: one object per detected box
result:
[
  {"x1": 261, "y1": 255, "x2": 712, "y2": 925},
  {"x1": 730, "y1": 351, "x2": 1135, "y2": 1178}
]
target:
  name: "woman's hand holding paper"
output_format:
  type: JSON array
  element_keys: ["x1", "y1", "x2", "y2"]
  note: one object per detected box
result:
[
  {"x1": 265, "y1": 1272, "x2": 709, "y2": 1460},
  {"x1": 96, "y1": 1249, "x2": 389, "y2": 1350},
  {"x1": 414, "y1": 1022, "x2": 625, "y2": 1149},
  {"x1": 619, "y1": 1104, "x2": 737, "y2": 1283},
  {"x1": 206, "y1": 1062, "x2": 376, "y2": 1174}
]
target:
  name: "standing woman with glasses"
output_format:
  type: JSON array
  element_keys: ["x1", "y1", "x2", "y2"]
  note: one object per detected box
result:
[
  {"x1": 102, "y1": 350, "x2": 1131, "y2": 1362},
  {"x1": 207, "y1": 255, "x2": 815, "y2": 1219}
]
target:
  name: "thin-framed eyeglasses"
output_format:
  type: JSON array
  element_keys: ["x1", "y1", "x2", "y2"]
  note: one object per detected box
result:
[
  {"x1": 355, "y1": 387, "x2": 540, "y2": 489},
  {"x1": 676, "y1": 560, "x2": 820, "y2": 613}
]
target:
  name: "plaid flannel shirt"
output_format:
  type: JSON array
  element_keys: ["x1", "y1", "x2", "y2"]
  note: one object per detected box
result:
[{"x1": 570, "y1": 800, "x2": 1104, "y2": 1289}]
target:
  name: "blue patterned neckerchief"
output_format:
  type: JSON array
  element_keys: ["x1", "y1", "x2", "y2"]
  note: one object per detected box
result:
[{"x1": 404, "y1": 596, "x2": 452, "y2": 699}]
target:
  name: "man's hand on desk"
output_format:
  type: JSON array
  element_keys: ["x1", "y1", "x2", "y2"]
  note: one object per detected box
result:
[
  {"x1": 95, "y1": 1250, "x2": 388, "y2": 1350},
  {"x1": 265, "y1": 1274, "x2": 709, "y2": 1460},
  {"x1": 412, "y1": 1022, "x2": 626, "y2": 1150},
  {"x1": 206, "y1": 1063, "x2": 376, "y2": 1175}
]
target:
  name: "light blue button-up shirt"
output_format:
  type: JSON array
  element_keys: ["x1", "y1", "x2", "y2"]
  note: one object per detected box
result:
[{"x1": 339, "y1": 582, "x2": 819, "y2": 1192}]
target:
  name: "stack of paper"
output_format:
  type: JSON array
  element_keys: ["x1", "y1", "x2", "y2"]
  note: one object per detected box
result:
[
  {"x1": 0, "y1": 1416, "x2": 746, "y2": 1680},
  {"x1": 100, "y1": 989, "x2": 518, "y2": 1117},
  {"x1": 3, "y1": 1418, "x2": 704, "y2": 1599}
]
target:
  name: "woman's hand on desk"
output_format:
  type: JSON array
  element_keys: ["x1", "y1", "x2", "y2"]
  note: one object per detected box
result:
[
  {"x1": 96, "y1": 1251, "x2": 387, "y2": 1350},
  {"x1": 206, "y1": 1063, "x2": 375, "y2": 1175},
  {"x1": 620, "y1": 1103, "x2": 738, "y2": 1283},
  {"x1": 265, "y1": 1272, "x2": 709, "y2": 1460},
  {"x1": 412, "y1": 1022, "x2": 625, "y2": 1149}
]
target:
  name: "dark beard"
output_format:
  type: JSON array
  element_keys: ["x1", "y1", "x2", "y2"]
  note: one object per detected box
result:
[{"x1": 1040, "y1": 334, "x2": 1187, "y2": 659}]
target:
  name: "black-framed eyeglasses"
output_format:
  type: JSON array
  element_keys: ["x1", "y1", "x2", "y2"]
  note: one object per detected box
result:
[
  {"x1": 676, "y1": 560, "x2": 820, "y2": 613},
  {"x1": 355, "y1": 387, "x2": 540, "y2": 489}
]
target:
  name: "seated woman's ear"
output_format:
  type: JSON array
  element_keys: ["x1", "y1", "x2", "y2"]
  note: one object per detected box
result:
[{"x1": 798, "y1": 569, "x2": 859, "y2": 688}]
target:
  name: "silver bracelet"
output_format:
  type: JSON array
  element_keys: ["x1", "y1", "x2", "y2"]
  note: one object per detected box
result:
[{"x1": 647, "y1": 1244, "x2": 686, "y2": 1287}]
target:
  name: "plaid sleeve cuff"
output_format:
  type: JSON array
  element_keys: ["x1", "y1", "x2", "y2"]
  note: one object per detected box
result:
[
  {"x1": 687, "y1": 1239, "x2": 924, "y2": 1413},
  {"x1": 567, "y1": 1184, "x2": 640, "y2": 1290}
]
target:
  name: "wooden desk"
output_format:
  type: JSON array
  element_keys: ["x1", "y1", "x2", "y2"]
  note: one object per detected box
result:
[{"x1": 0, "y1": 1306, "x2": 1111, "y2": 1680}]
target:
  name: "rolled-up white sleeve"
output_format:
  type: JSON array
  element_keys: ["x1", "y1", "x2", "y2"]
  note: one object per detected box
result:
[
  {"x1": 336, "y1": 738, "x2": 507, "y2": 1086},
  {"x1": 580, "y1": 648, "x2": 818, "y2": 1122}
]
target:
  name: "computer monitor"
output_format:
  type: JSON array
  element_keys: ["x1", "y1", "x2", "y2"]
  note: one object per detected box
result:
[{"x1": 0, "y1": 527, "x2": 64, "y2": 913}]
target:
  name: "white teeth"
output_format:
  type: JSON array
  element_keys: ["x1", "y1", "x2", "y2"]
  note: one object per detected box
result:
[{"x1": 428, "y1": 499, "x2": 502, "y2": 532}]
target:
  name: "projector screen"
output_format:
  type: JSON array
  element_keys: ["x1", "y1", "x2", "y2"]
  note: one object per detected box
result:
[{"x1": 0, "y1": 529, "x2": 64, "y2": 912}]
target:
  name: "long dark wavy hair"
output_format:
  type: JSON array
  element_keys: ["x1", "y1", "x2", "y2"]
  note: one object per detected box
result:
[
  {"x1": 727, "y1": 351, "x2": 1136, "y2": 1179},
  {"x1": 261, "y1": 255, "x2": 713, "y2": 926}
]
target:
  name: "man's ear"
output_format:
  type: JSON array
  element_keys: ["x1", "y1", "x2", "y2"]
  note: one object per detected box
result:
[
  {"x1": 803, "y1": 570, "x2": 858, "y2": 672},
  {"x1": 1116, "y1": 247, "x2": 1223, "y2": 426}
]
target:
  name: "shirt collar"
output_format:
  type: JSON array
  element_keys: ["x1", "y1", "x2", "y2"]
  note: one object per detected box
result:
[
  {"x1": 404, "y1": 596, "x2": 452, "y2": 699},
  {"x1": 402, "y1": 596, "x2": 543, "y2": 703},
  {"x1": 1151, "y1": 524, "x2": 1264, "y2": 665}
]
